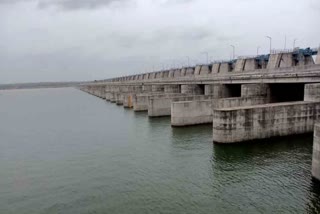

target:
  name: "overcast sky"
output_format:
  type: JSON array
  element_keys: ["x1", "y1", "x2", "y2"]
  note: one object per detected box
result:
[{"x1": 0, "y1": 0, "x2": 319, "y2": 83}]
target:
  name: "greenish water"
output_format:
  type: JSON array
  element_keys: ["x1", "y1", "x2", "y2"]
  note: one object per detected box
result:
[{"x1": 0, "y1": 88, "x2": 319, "y2": 214}]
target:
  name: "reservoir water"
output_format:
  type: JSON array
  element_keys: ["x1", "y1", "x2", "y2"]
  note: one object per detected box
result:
[{"x1": 0, "y1": 88, "x2": 319, "y2": 214}]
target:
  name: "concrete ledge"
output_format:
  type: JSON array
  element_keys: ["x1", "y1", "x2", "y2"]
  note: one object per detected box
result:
[
  {"x1": 133, "y1": 93, "x2": 181, "y2": 112},
  {"x1": 171, "y1": 100, "x2": 212, "y2": 126},
  {"x1": 148, "y1": 95, "x2": 214, "y2": 117},
  {"x1": 171, "y1": 97, "x2": 268, "y2": 126},
  {"x1": 213, "y1": 101, "x2": 320, "y2": 143}
]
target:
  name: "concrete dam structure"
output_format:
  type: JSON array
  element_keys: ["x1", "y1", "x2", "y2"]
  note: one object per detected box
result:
[{"x1": 79, "y1": 48, "x2": 320, "y2": 181}]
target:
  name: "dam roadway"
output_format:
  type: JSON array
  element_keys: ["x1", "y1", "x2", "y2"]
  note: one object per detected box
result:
[{"x1": 79, "y1": 48, "x2": 320, "y2": 182}]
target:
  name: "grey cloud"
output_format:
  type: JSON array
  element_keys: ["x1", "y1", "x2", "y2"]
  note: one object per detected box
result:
[{"x1": 37, "y1": 0, "x2": 130, "y2": 10}]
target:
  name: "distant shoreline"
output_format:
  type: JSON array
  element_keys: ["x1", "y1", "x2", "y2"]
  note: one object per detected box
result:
[{"x1": 0, "y1": 82, "x2": 84, "y2": 90}]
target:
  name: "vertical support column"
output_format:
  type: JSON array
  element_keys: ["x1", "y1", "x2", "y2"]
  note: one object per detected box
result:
[{"x1": 312, "y1": 123, "x2": 320, "y2": 181}]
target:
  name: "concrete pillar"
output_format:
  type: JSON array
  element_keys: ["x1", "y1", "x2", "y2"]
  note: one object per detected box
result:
[
  {"x1": 143, "y1": 74, "x2": 149, "y2": 80},
  {"x1": 213, "y1": 102, "x2": 320, "y2": 143},
  {"x1": 194, "y1": 65, "x2": 201, "y2": 75},
  {"x1": 244, "y1": 59, "x2": 258, "y2": 71},
  {"x1": 241, "y1": 84, "x2": 270, "y2": 99},
  {"x1": 316, "y1": 48, "x2": 320, "y2": 64},
  {"x1": 149, "y1": 73, "x2": 156, "y2": 79},
  {"x1": 152, "y1": 85, "x2": 164, "y2": 93},
  {"x1": 168, "y1": 69, "x2": 175, "y2": 78},
  {"x1": 219, "y1": 63, "x2": 231, "y2": 74},
  {"x1": 312, "y1": 123, "x2": 320, "y2": 181},
  {"x1": 304, "y1": 83, "x2": 320, "y2": 101},
  {"x1": 180, "y1": 68, "x2": 186, "y2": 76},
  {"x1": 234, "y1": 59, "x2": 246, "y2": 72},
  {"x1": 163, "y1": 70, "x2": 169, "y2": 78},
  {"x1": 173, "y1": 69, "x2": 181, "y2": 78},
  {"x1": 181, "y1": 84, "x2": 204, "y2": 95},
  {"x1": 164, "y1": 84, "x2": 181, "y2": 94},
  {"x1": 185, "y1": 67, "x2": 195, "y2": 77},
  {"x1": 267, "y1": 53, "x2": 294, "y2": 69},
  {"x1": 211, "y1": 84, "x2": 231, "y2": 98},
  {"x1": 155, "y1": 72, "x2": 163, "y2": 79},
  {"x1": 199, "y1": 65, "x2": 211, "y2": 76},
  {"x1": 211, "y1": 63, "x2": 221, "y2": 74},
  {"x1": 204, "y1": 84, "x2": 214, "y2": 95}
]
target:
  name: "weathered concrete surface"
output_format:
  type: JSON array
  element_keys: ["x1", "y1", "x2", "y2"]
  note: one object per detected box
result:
[
  {"x1": 181, "y1": 84, "x2": 204, "y2": 95},
  {"x1": 148, "y1": 95, "x2": 214, "y2": 117},
  {"x1": 133, "y1": 93, "x2": 181, "y2": 112},
  {"x1": 164, "y1": 84, "x2": 181, "y2": 94},
  {"x1": 316, "y1": 49, "x2": 320, "y2": 64},
  {"x1": 171, "y1": 96, "x2": 268, "y2": 126},
  {"x1": 267, "y1": 54, "x2": 282, "y2": 69},
  {"x1": 241, "y1": 84, "x2": 270, "y2": 99},
  {"x1": 234, "y1": 59, "x2": 246, "y2": 72},
  {"x1": 244, "y1": 59, "x2": 258, "y2": 71},
  {"x1": 304, "y1": 83, "x2": 320, "y2": 102},
  {"x1": 212, "y1": 101, "x2": 320, "y2": 143},
  {"x1": 312, "y1": 123, "x2": 320, "y2": 181}
]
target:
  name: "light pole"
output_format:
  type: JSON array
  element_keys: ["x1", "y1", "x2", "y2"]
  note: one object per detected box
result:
[
  {"x1": 230, "y1": 45, "x2": 235, "y2": 59},
  {"x1": 266, "y1": 36, "x2": 272, "y2": 54},
  {"x1": 257, "y1": 46, "x2": 260, "y2": 55}
]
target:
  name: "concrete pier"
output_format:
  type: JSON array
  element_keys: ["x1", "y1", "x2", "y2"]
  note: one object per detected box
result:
[
  {"x1": 212, "y1": 101, "x2": 320, "y2": 143},
  {"x1": 312, "y1": 123, "x2": 320, "y2": 181}
]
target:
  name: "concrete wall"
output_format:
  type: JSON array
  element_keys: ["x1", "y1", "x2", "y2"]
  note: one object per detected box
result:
[
  {"x1": 199, "y1": 65, "x2": 211, "y2": 76},
  {"x1": 181, "y1": 84, "x2": 204, "y2": 95},
  {"x1": 171, "y1": 100, "x2": 212, "y2": 126},
  {"x1": 133, "y1": 94, "x2": 149, "y2": 111},
  {"x1": 212, "y1": 101, "x2": 320, "y2": 143},
  {"x1": 219, "y1": 63, "x2": 231, "y2": 74},
  {"x1": 316, "y1": 49, "x2": 320, "y2": 64},
  {"x1": 123, "y1": 94, "x2": 134, "y2": 108},
  {"x1": 212, "y1": 63, "x2": 220, "y2": 74},
  {"x1": 241, "y1": 84, "x2": 270, "y2": 98},
  {"x1": 174, "y1": 69, "x2": 181, "y2": 78},
  {"x1": 304, "y1": 83, "x2": 320, "y2": 101},
  {"x1": 147, "y1": 94, "x2": 196, "y2": 117},
  {"x1": 152, "y1": 85, "x2": 165, "y2": 93},
  {"x1": 244, "y1": 59, "x2": 258, "y2": 71},
  {"x1": 267, "y1": 53, "x2": 294, "y2": 69},
  {"x1": 143, "y1": 85, "x2": 152, "y2": 93},
  {"x1": 312, "y1": 123, "x2": 320, "y2": 181},
  {"x1": 234, "y1": 59, "x2": 246, "y2": 72},
  {"x1": 194, "y1": 65, "x2": 201, "y2": 75},
  {"x1": 185, "y1": 67, "x2": 195, "y2": 77},
  {"x1": 171, "y1": 96, "x2": 268, "y2": 126},
  {"x1": 164, "y1": 84, "x2": 181, "y2": 94}
]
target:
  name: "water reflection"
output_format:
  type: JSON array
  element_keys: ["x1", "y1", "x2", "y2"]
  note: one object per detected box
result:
[{"x1": 306, "y1": 179, "x2": 320, "y2": 214}]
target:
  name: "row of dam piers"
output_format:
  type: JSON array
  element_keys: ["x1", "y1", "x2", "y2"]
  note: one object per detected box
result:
[{"x1": 80, "y1": 48, "x2": 320, "y2": 181}]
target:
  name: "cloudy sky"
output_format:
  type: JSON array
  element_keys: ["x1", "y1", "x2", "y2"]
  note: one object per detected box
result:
[{"x1": 0, "y1": 0, "x2": 319, "y2": 83}]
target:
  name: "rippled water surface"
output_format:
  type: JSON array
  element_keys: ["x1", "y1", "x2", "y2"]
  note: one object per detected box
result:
[{"x1": 0, "y1": 88, "x2": 320, "y2": 214}]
